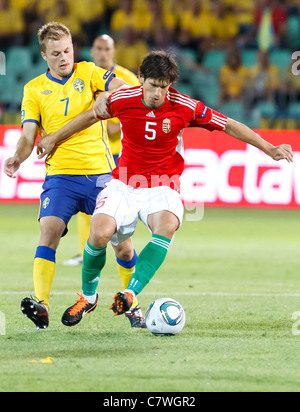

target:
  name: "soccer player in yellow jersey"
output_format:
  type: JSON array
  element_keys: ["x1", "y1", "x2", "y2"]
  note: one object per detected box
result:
[
  {"x1": 64, "y1": 34, "x2": 140, "y2": 268},
  {"x1": 4, "y1": 22, "x2": 143, "y2": 329},
  {"x1": 60, "y1": 34, "x2": 143, "y2": 327},
  {"x1": 65, "y1": 34, "x2": 140, "y2": 260}
]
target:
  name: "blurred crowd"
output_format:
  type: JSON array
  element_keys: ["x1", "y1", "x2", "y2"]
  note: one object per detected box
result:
[
  {"x1": 1, "y1": 0, "x2": 300, "y2": 127},
  {"x1": 1, "y1": 0, "x2": 299, "y2": 61}
]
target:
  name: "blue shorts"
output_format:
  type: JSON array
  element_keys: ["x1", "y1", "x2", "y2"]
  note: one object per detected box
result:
[
  {"x1": 39, "y1": 174, "x2": 112, "y2": 235},
  {"x1": 113, "y1": 154, "x2": 119, "y2": 167}
]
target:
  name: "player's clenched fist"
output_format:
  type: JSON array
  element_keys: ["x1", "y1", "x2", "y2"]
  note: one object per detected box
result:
[
  {"x1": 4, "y1": 156, "x2": 21, "y2": 178},
  {"x1": 93, "y1": 91, "x2": 111, "y2": 119},
  {"x1": 270, "y1": 144, "x2": 293, "y2": 163},
  {"x1": 36, "y1": 136, "x2": 56, "y2": 159}
]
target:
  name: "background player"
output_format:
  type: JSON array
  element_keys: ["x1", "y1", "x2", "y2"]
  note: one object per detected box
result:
[
  {"x1": 91, "y1": 34, "x2": 141, "y2": 166},
  {"x1": 36, "y1": 51, "x2": 293, "y2": 326},
  {"x1": 3, "y1": 22, "x2": 140, "y2": 330}
]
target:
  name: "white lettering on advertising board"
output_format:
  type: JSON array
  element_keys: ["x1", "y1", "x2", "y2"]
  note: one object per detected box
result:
[
  {"x1": 0, "y1": 128, "x2": 297, "y2": 206},
  {"x1": 181, "y1": 145, "x2": 295, "y2": 206}
]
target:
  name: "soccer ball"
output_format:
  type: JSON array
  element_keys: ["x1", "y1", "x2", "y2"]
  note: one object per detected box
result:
[{"x1": 145, "y1": 298, "x2": 186, "y2": 336}]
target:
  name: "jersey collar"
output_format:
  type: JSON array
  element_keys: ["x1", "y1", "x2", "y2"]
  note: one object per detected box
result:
[
  {"x1": 46, "y1": 68, "x2": 74, "y2": 85},
  {"x1": 141, "y1": 86, "x2": 168, "y2": 109},
  {"x1": 141, "y1": 98, "x2": 166, "y2": 109}
]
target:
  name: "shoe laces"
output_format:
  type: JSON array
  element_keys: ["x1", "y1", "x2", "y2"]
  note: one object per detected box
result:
[
  {"x1": 69, "y1": 293, "x2": 88, "y2": 316},
  {"x1": 30, "y1": 295, "x2": 45, "y2": 305},
  {"x1": 128, "y1": 305, "x2": 143, "y2": 318}
]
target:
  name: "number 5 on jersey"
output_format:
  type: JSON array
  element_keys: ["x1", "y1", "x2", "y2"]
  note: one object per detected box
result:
[
  {"x1": 145, "y1": 121, "x2": 157, "y2": 140},
  {"x1": 95, "y1": 197, "x2": 107, "y2": 211}
]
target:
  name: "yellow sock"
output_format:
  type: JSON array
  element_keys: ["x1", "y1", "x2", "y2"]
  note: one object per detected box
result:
[
  {"x1": 116, "y1": 250, "x2": 139, "y2": 308},
  {"x1": 77, "y1": 212, "x2": 91, "y2": 256},
  {"x1": 33, "y1": 246, "x2": 56, "y2": 310},
  {"x1": 117, "y1": 263, "x2": 139, "y2": 308}
]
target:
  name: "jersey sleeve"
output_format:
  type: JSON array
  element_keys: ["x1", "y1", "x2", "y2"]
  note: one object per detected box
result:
[
  {"x1": 106, "y1": 91, "x2": 120, "y2": 118},
  {"x1": 189, "y1": 101, "x2": 228, "y2": 131},
  {"x1": 21, "y1": 83, "x2": 40, "y2": 127},
  {"x1": 91, "y1": 64, "x2": 116, "y2": 97}
]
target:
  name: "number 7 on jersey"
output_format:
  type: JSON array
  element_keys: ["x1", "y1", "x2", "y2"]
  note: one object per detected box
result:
[{"x1": 60, "y1": 97, "x2": 69, "y2": 116}]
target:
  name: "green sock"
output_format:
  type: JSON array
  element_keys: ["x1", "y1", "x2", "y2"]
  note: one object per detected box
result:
[
  {"x1": 82, "y1": 240, "x2": 106, "y2": 296},
  {"x1": 127, "y1": 234, "x2": 171, "y2": 295}
]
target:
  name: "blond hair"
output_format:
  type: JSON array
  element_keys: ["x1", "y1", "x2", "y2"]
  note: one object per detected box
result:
[{"x1": 38, "y1": 22, "x2": 72, "y2": 52}]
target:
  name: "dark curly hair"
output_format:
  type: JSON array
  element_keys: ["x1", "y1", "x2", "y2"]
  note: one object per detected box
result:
[{"x1": 139, "y1": 51, "x2": 179, "y2": 84}]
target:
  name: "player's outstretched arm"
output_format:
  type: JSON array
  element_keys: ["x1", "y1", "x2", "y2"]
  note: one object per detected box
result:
[
  {"x1": 4, "y1": 122, "x2": 38, "y2": 178},
  {"x1": 37, "y1": 109, "x2": 99, "y2": 159},
  {"x1": 224, "y1": 118, "x2": 293, "y2": 163}
]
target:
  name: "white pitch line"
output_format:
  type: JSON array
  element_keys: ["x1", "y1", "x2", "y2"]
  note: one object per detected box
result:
[{"x1": 0, "y1": 291, "x2": 300, "y2": 297}]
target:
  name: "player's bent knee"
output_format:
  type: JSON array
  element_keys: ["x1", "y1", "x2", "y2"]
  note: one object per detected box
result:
[
  {"x1": 89, "y1": 230, "x2": 111, "y2": 248},
  {"x1": 150, "y1": 218, "x2": 179, "y2": 239},
  {"x1": 89, "y1": 218, "x2": 116, "y2": 248},
  {"x1": 148, "y1": 211, "x2": 180, "y2": 239},
  {"x1": 159, "y1": 223, "x2": 177, "y2": 239}
]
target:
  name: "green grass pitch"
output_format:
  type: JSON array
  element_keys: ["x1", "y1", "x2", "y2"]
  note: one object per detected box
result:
[{"x1": 1, "y1": 204, "x2": 300, "y2": 392}]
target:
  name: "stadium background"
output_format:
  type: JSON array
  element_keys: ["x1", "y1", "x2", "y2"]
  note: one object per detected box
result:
[
  {"x1": 0, "y1": 0, "x2": 300, "y2": 126},
  {"x1": 1, "y1": 0, "x2": 300, "y2": 393}
]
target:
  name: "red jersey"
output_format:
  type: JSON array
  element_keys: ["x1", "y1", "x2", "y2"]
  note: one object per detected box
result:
[{"x1": 108, "y1": 86, "x2": 227, "y2": 189}]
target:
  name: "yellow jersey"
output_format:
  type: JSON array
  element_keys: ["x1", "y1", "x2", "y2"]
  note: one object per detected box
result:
[
  {"x1": 180, "y1": 10, "x2": 213, "y2": 39},
  {"x1": 108, "y1": 64, "x2": 140, "y2": 155},
  {"x1": 220, "y1": 64, "x2": 249, "y2": 98},
  {"x1": 21, "y1": 61, "x2": 115, "y2": 175},
  {"x1": 0, "y1": 6, "x2": 24, "y2": 34},
  {"x1": 248, "y1": 64, "x2": 280, "y2": 91}
]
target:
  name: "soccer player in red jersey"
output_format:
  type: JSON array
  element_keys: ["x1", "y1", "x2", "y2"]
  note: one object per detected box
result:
[{"x1": 38, "y1": 51, "x2": 293, "y2": 323}]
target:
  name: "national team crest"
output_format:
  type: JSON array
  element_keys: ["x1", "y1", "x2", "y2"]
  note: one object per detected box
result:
[
  {"x1": 73, "y1": 78, "x2": 85, "y2": 93},
  {"x1": 42, "y1": 197, "x2": 50, "y2": 209},
  {"x1": 162, "y1": 118, "x2": 171, "y2": 133}
]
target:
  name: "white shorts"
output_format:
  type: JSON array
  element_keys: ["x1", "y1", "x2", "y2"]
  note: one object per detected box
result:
[{"x1": 93, "y1": 179, "x2": 184, "y2": 245}]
